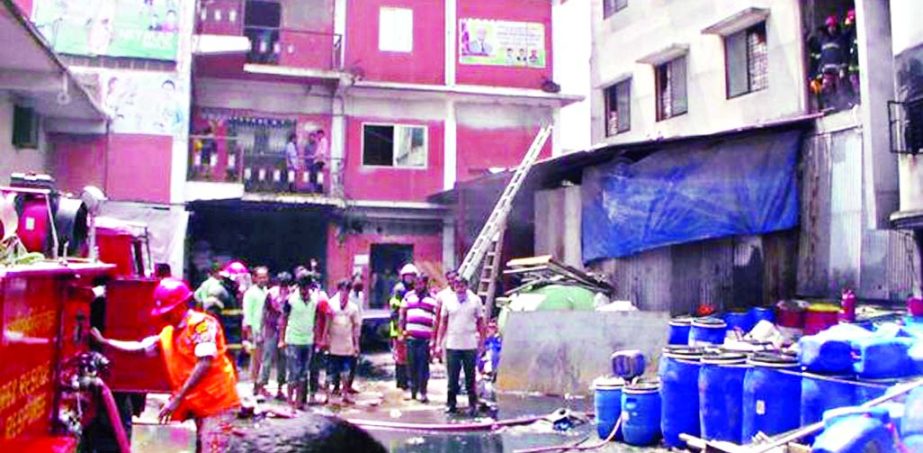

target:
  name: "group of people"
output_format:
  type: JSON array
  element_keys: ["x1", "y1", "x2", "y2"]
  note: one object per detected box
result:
[
  {"x1": 389, "y1": 264, "x2": 487, "y2": 416},
  {"x1": 285, "y1": 129, "x2": 329, "y2": 194},
  {"x1": 808, "y1": 10, "x2": 860, "y2": 110},
  {"x1": 240, "y1": 263, "x2": 365, "y2": 408}
]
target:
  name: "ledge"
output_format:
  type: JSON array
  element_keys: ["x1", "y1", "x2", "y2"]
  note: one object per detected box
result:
[
  {"x1": 702, "y1": 7, "x2": 770, "y2": 36},
  {"x1": 636, "y1": 43, "x2": 689, "y2": 66}
]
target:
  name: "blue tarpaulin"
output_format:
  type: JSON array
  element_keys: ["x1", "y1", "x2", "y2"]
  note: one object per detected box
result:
[{"x1": 582, "y1": 130, "x2": 802, "y2": 263}]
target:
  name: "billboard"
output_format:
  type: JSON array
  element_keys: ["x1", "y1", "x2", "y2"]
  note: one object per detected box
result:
[
  {"x1": 459, "y1": 18, "x2": 546, "y2": 68},
  {"x1": 32, "y1": 0, "x2": 180, "y2": 60},
  {"x1": 102, "y1": 70, "x2": 187, "y2": 136}
]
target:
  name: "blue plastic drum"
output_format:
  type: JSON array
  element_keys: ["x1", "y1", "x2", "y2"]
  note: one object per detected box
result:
[
  {"x1": 690, "y1": 317, "x2": 727, "y2": 346},
  {"x1": 593, "y1": 377, "x2": 624, "y2": 440},
  {"x1": 699, "y1": 352, "x2": 748, "y2": 444},
  {"x1": 743, "y1": 352, "x2": 801, "y2": 440},
  {"x1": 659, "y1": 346, "x2": 703, "y2": 448},
  {"x1": 724, "y1": 311, "x2": 755, "y2": 334},
  {"x1": 800, "y1": 373, "x2": 858, "y2": 427},
  {"x1": 750, "y1": 306, "x2": 776, "y2": 325},
  {"x1": 668, "y1": 317, "x2": 693, "y2": 345},
  {"x1": 621, "y1": 383, "x2": 661, "y2": 446}
]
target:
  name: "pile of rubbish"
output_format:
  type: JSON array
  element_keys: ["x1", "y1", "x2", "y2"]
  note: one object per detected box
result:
[{"x1": 584, "y1": 295, "x2": 923, "y2": 453}]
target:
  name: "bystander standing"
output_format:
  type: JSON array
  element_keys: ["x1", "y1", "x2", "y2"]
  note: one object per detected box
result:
[
  {"x1": 400, "y1": 274, "x2": 438, "y2": 403},
  {"x1": 436, "y1": 277, "x2": 486, "y2": 416},
  {"x1": 324, "y1": 280, "x2": 362, "y2": 404}
]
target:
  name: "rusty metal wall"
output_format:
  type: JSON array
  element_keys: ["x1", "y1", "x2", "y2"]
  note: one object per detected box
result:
[
  {"x1": 797, "y1": 125, "x2": 920, "y2": 300},
  {"x1": 589, "y1": 231, "x2": 797, "y2": 315}
]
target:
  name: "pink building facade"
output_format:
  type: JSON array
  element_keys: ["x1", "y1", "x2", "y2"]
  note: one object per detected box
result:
[{"x1": 188, "y1": 0, "x2": 576, "y2": 304}]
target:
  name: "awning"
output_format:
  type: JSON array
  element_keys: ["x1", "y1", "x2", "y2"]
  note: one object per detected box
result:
[
  {"x1": 0, "y1": 1, "x2": 108, "y2": 131},
  {"x1": 582, "y1": 129, "x2": 803, "y2": 262}
]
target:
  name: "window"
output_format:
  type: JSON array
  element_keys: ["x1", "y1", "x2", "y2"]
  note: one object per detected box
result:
[
  {"x1": 379, "y1": 7, "x2": 413, "y2": 52},
  {"x1": 603, "y1": 0, "x2": 627, "y2": 18},
  {"x1": 726, "y1": 23, "x2": 768, "y2": 98},
  {"x1": 362, "y1": 124, "x2": 427, "y2": 168},
  {"x1": 244, "y1": 0, "x2": 281, "y2": 64},
  {"x1": 12, "y1": 106, "x2": 39, "y2": 149},
  {"x1": 605, "y1": 79, "x2": 631, "y2": 136},
  {"x1": 656, "y1": 56, "x2": 687, "y2": 121}
]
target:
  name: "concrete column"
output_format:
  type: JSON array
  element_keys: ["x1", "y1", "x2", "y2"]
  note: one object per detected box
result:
[
  {"x1": 170, "y1": 0, "x2": 198, "y2": 204},
  {"x1": 442, "y1": 217, "x2": 456, "y2": 271},
  {"x1": 331, "y1": 96, "x2": 346, "y2": 195},
  {"x1": 445, "y1": 0, "x2": 457, "y2": 86},
  {"x1": 856, "y1": 0, "x2": 898, "y2": 228},
  {"x1": 443, "y1": 99, "x2": 457, "y2": 191},
  {"x1": 334, "y1": 0, "x2": 347, "y2": 66}
]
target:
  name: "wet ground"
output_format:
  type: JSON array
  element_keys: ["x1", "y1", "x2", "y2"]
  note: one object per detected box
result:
[{"x1": 129, "y1": 351, "x2": 668, "y2": 452}]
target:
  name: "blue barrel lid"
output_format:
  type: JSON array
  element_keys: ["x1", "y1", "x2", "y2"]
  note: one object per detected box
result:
[
  {"x1": 623, "y1": 382, "x2": 660, "y2": 394},
  {"x1": 592, "y1": 376, "x2": 626, "y2": 390},
  {"x1": 692, "y1": 317, "x2": 728, "y2": 328},
  {"x1": 669, "y1": 316, "x2": 693, "y2": 327},
  {"x1": 748, "y1": 351, "x2": 799, "y2": 368},
  {"x1": 662, "y1": 345, "x2": 705, "y2": 359},
  {"x1": 700, "y1": 351, "x2": 748, "y2": 365}
]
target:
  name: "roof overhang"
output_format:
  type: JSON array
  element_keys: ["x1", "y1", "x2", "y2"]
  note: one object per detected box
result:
[
  {"x1": 347, "y1": 80, "x2": 584, "y2": 108},
  {"x1": 891, "y1": 210, "x2": 923, "y2": 230},
  {"x1": 636, "y1": 43, "x2": 689, "y2": 66},
  {"x1": 0, "y1": 1, "x2": 108, "y2": 129},
  {"x1": 702, "y1": 7, "x2": 771, "y2": 36}
]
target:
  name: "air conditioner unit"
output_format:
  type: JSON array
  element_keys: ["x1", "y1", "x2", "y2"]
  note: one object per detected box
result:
[{"x1": 12, "y1": 106, "x2": 39, "y2": 149}]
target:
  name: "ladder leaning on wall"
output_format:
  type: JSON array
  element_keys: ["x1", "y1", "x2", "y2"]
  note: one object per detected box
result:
[{"x1": 456, "y1": 125, "x2": 553, "y2": 317}]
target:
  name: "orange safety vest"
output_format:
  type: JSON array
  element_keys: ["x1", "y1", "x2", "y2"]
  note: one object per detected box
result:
[{"x1": 159, "y1": 311, "x2": 240, "y2": 421}]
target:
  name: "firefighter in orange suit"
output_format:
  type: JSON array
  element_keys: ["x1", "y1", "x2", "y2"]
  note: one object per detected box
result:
[{"x1": 92, "y1": 278, "x2": 240, "y2": 453}]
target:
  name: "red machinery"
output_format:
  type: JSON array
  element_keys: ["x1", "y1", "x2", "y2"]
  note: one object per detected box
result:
[{"x1": 0, "y1": 174, "x2": 169, "y2": 452}]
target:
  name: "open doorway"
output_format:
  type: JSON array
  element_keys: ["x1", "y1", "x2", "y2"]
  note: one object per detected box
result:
[{"x1": 370, "y1": 244, "x2": 414, "y2": 308}]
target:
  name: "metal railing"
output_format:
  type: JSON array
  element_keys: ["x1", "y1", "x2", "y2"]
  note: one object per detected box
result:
[
  {"x1": 196, "y1": 0, "x2": 342, "y2": 71},
  {"x1": 889, "y1": 98, "x2": 923, "y2": 155},
  {"x1": 244, "y1": 26, "x2": 343, "y2": 71},
  {"x1": 188, "y1": 135, "x2": 343, "y2": 196}
]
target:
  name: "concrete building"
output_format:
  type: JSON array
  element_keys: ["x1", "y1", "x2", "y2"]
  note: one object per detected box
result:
[
  {"x1": 496, "y1": 0, "x2": 921, "y2": 313},
  {"x1": 186, "y1": 0, "x2": 581, "y2": 306}
]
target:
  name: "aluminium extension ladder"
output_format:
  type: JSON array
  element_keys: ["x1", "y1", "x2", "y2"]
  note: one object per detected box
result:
[{"x1": 457, "y1": 125, "x2": 552, "y2": 315}]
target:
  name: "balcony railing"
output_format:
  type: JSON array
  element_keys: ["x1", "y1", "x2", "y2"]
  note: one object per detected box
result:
[
  {"x1": 188, "y1": 135, "x2": 343, "y2": 196},
  {"x1": 244, "y1": 26, "x2": 343, "y2": 71},
  {"x1": 196, "y1": 0, "x2": 342, "y2": 71}
]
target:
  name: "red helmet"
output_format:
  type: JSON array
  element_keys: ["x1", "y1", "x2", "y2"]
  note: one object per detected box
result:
[
  {"x1": 221, "y1": 261, "x2": 249, "y2": 277},
  {"x1": 150, "y1": 278, "x2": 193, "y2": 317}
]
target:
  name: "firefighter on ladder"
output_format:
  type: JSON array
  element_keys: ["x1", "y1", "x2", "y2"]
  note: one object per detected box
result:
[{"x1": 92, "y1": 278, "x2": 240, "y2": 453}]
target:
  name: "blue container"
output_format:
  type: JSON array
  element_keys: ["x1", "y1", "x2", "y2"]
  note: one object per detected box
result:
[
  {"x1": 750, "y1": 306, "x2": 776, "y2": 325},
  {"x1": 611, "y1": 350, "x2": 645, "y2": 380},
  {"x1": 800, "y1": 373, "x2": 858, "y2": 427},
  {"x1": 724, "y1": 311, "x2": 755, "y2": 334},
  {"x1": 621, "y1": 383, "x2": 661, "y2": 446},
  {"x1": 743, "y1": 352, "x2": 802, "y2": 440},
  {"x1": 658, "y1": 346, "x2": 703, "y2": 448},
  {"x1": 853, "y1": 337, "x2": 914, "y2": 379},
  {"x1": 593, "y1": 377, "x2": 624, "y2": 440},
  {"x1": 798, "y1": 334, "x2": 855, "y2": 374},
  {"x1": 904, "y1": 388, "x2": 923, "y2": 437},
  {"x1": 699, "y1": 352, "x2": 748, "y2": 444},
  {"x1": 811, "y1": 414, "x2": 897, "y2": 453},
  {"x1": 690, "y1": 317, "x2": 727, "y2": 346},
  {"x1": 855, "y1": 378, "x2": 899, "y2": 405},
  {"x1": 668, "y1": 317, "x2": 692, "y2": 345}
]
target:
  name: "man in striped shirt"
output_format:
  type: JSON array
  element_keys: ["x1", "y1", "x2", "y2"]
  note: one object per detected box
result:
[{"x1": 399, "y1": 274, "x2": 437, "y2": 402}]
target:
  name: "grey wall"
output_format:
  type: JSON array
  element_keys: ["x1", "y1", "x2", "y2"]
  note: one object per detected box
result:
[
  {"x1": 497, "y1": 310, "x2": 669, "y2": 396},
  {"x1": 534, "y1": 186, "x2": 582, "y2": 268}
]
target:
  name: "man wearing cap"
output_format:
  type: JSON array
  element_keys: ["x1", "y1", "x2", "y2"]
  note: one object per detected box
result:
[{"x1": 92, "y1": 278, "x2": 240, "y2": 453}]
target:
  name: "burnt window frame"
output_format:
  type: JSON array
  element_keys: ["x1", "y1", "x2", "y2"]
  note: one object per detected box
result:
[
  {"x1": 655, "y1": 56, "x2": 688, "y2": 121},
  {"x1": 604, "y1": 78, "x2": 631, "y2": 136},
  {"x1": 361, "y1": 123, "x2": 428, "y2": 169},
  {"x1": 725, "y1": 22, "x2": 769, "y2": 99}
]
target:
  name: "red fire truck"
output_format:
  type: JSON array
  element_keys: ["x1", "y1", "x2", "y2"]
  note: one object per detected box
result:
[{"x1": 0, "y1": 175, "x2": 169, "y2": 452}]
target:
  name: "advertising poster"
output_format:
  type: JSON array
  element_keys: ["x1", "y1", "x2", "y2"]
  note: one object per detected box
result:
[
  {"x1": 102, "y1": 70, "x2": 187, "y2": 136},
  {"x1": 459, "y1": 18, "x2": 546, "y2": 68},
  {"x1": 32, "y1": 0, "x2": 180, "y2": 60}
]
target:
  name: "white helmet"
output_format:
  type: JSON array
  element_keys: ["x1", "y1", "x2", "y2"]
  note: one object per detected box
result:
[{"x1": 399, "y1": 263, "x2": 419, "y2": 276}]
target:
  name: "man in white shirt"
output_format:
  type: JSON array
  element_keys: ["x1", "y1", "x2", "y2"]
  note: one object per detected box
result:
[{"x1": 435, "y1": 278, "x2": 486, "y2": 416}]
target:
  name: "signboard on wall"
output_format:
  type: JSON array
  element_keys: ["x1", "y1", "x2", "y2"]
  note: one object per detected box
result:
[
  {"x1": 32, "y1": 0, "x2": 180, "y2": 60},
  {"x1": 101, "y1": 71, "x2": 187, "y2": 136},
  {"x1": 459, "y1": 18, "x2": 546, "y2": 68}
]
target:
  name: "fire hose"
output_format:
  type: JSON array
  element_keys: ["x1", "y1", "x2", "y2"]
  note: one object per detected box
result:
[{"x1": 95, "y1": 378, "x2": 132, "y2": 453}]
